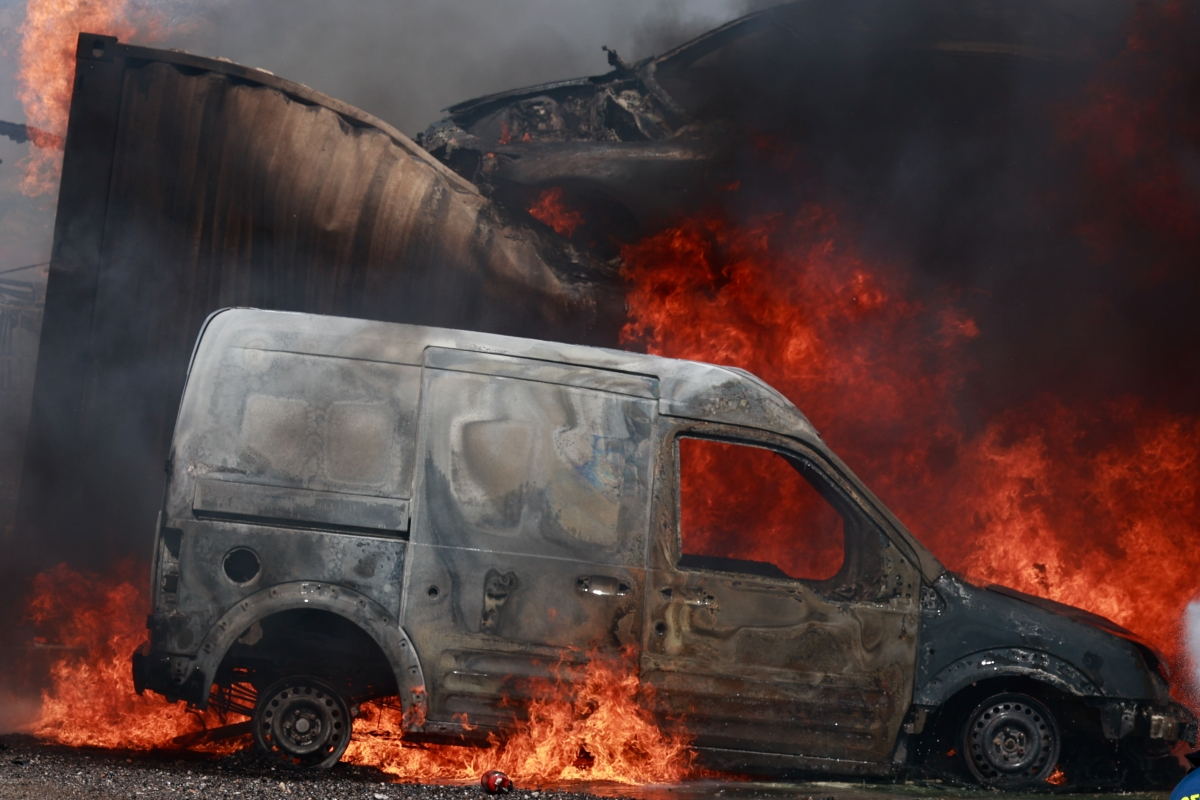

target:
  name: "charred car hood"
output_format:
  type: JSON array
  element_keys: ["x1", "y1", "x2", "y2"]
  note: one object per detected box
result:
[
  {"x1": 984, "y1": 583, "x2": 1169, "y2": 672},
  {"x1": 913, "y1": 573, "x2": 1166, "y2": 705}
]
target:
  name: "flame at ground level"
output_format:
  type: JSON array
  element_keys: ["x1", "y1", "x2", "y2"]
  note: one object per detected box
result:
[
  {"x1": 23, "y1": 562, "x2": 239, "y2": 750},
  {"x1": 346, "y1": 654, "x2": 693, "y2": 784},
  {"x1": 23, "y1": 564, "x2": 693, "y2": 784}
]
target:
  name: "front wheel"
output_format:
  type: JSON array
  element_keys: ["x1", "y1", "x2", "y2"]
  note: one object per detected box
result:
[
  {"x1": 252, "y1": 676, "x2": 351, "y2": 768},
  {"x1": 961, "y1": 692, "x2": 1061, "y2": 788}
]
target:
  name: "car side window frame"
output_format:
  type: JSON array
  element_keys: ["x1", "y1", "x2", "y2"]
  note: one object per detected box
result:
[{"x1": 661, "y1": 420, "x2": 893, "y2": 601}]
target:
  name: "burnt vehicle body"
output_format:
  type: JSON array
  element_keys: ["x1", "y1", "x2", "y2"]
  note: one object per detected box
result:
[
  {"x1": 419, "y1": 0, "x2": 1115, "y2": 252},
  {"x1": 133, "y1": 308, "x2": 1193, "y2": 783}
]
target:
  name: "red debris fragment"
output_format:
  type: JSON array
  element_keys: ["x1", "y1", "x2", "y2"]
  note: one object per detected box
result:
[{"x1": 481, "y1": 769, "x2": 513, "y2": 793}]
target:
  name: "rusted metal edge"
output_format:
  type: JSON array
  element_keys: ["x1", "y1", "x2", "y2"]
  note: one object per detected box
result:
[{"x1": 76, "y1": 33, "x2": 481, "y2": 197}]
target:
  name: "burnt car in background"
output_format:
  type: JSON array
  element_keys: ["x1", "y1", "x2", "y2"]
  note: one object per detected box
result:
[
  {"x1": 418, "y1": 0, "x2": 1114, "y2": 253},
  {"x1": 134, "y1": 308, "x2": 1193, "y2": 785}
]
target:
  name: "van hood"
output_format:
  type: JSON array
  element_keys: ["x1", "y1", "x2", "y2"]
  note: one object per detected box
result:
[
  {"x1": 915, "y1": 573, "x2": 1168, "y2": 707},
  {"x1": 984, "y1": 583, "x2": 1169, "y2": 674}
]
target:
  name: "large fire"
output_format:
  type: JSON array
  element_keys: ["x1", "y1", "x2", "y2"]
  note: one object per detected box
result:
[
  {"x1": 619, "y1": 0, "x2": 1200, "y2": 689},
  {"x1": 620, "y1": 207, "x2": 1200, "y2": 685},
  {"x1": 15, "y1": 0, "x2": 163, "y2": 195},
  {"x1": 23, "y1": 564, "x2": 693, "y2": 783},
  {"x1": 23, "y1": 561, "x2": 236, "y2": 749},
  {"x1": 13, "y1": 0, "x2": 1200, "y2": 781},
  {"x1": 345, "y1": 651, "x2": 692, "y2": 784}
]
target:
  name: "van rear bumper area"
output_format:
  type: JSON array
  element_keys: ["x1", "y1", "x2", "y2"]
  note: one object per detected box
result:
[{"x1": 132, "y1": 641, "x2": 206, "y2": 705}]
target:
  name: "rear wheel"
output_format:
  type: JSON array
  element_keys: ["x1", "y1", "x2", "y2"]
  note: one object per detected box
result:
[
  {"x1": 961, "y1": 692, "x2": 1061, "y2": 787},
  {"x1": 253, "y1": 676, "x2": 351, "y2": 768}
]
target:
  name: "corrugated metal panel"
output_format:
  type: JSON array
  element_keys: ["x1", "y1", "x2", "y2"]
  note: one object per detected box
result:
[
  {"x1": 0, "y1": 275, "x2": 45, "y2": 539},
  {"x1": 17, "y1": 34, "x2": 619, "y2": 567}
]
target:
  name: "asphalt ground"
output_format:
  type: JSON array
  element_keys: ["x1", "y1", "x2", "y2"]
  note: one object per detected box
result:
[
  {"x1": 0, "y1": 736, "x2": 1172, "y2": 800},
  {"x1": 0, "y1": 735, "x2": 555, "y2": 800}
]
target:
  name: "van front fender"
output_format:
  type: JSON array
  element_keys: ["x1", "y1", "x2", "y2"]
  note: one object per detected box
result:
[
  {"x1": 191, "y1": 581, "x2": 427, "y2": 730},
  {"x1": 913, "y1": 647, "x2": 1099, "y2": 708}
]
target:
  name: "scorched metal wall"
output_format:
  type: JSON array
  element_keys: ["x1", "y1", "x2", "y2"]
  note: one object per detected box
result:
[{"x1": 18, "y1": 34, "x2": 618, "y2": 569}]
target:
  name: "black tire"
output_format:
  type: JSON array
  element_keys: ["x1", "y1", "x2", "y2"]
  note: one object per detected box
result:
[
  {"x1": 252, "y1": 676, "x2": 351, "y2": 768},
  {"x1": 961, "y1": 692, "x2": 1061, "y2": 788}
]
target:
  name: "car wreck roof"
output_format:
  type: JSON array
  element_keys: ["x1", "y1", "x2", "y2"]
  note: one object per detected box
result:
[
  {"x1": 436, "y1": 7, "x2": 773, "y2": 123},
  {"x1": 195, "y1": 308, "x2": 818, "y2": 440},
  {"x1": 437, "y1": 0, "x2": 1106, "y2": 125},
  {"x1": 442, "y1": 75, "x2": 611, "y2": 118}
]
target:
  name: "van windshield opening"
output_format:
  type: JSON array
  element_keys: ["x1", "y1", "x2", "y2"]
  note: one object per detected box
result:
[{"x1": 677, "y1": 437, "x2": 845, "y2": 582}]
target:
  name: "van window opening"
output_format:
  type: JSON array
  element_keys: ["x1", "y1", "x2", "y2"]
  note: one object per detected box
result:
[{"x1": 677, "y1": 437, "x2": 845, "y2": 581}]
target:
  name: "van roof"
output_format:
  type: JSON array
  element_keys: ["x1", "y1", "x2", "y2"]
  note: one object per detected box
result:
[
  {"x1": 191, "y1": 308, "x2": 945, "y2": 581},
  {"x1": 195, "y1": 308, "x2": 820, "y2": 440}
]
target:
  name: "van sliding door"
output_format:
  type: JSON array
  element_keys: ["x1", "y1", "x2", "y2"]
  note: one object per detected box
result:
[{"x1": 401, "y1": 348, "x2": 657, "y2": 735}]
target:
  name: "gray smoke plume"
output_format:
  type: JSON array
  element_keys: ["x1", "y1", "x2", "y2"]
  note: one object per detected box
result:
[
  {"x1": 166, "y1": 0, "x2": 744, "y2": 137},
  {"x1": 0, "y1": 0, "x2": 745, "y2": 723}
]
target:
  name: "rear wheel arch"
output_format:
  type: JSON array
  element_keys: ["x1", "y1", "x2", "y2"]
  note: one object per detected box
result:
[{"x1": 191, "y1": 582, "x2": 426, "y2": 730}]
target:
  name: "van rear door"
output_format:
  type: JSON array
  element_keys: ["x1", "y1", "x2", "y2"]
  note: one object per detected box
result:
[{"x1": 400, "y1": 348, "x2": 657, "y2": 736}]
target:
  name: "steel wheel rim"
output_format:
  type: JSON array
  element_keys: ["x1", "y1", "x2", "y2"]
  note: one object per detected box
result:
[
  {"x1": 964, "y1": 693, "x2": 1060, "y2": 786},
  {"x1": 253, "y1": 678, "x2": 349, "y2": 768}
]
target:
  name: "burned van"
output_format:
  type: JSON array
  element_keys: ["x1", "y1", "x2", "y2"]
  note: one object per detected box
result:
[{"x1": 134, "y1": 308, "x2": 1194, "y2": 784}]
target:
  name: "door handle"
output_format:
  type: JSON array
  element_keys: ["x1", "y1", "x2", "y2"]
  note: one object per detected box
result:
[{"x1": 576, "y1": 575, "x2": 631, "y2": 597}]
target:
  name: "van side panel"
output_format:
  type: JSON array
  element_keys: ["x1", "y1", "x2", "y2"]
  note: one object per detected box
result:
[
  {"x1": 167, "y1": 521, "x2": 406, "y2": 653},
  {"x1": 167, "y1": 347, "x2": 422, "y2": 522},
  {"x1": 402, "y1": 351, "x2": 657, "y2": 732},
  {"x1": 150, "y1": 318, "x2": 424, "y2": 702}
]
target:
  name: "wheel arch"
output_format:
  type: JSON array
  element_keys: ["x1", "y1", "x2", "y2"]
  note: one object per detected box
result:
[
  {"x1": 908, "y1": 672, "x2": 1089, "y2": 787},
  {"x1": 191, "y1": 581, "x2": 426, "y2": 730},
  {"x1": 915, "y1": 648, "x2": 1100, "y2": 710}
]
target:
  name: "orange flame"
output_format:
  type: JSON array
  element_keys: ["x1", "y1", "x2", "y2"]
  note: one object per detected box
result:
[
  {"x1": 932, "y1": 398, "x2": 1200, "y2": 675},
  {"x1": 529, "y1": 187, "x2": 585, "y2": 238},
  {"x1": 346, "y1": 652, "x2": 693, "y2": 785},
  {"x1": 15, "y1": 0, "x2": 164, "y2": 196},
  {"x1": 621, "y1": 209, "x2": 1200, "y2": 688},
  {"x1": 23, "y1": 563, "x2": 691, "y2": 784},
  {"x1": 25, "y1": 561, "x2": 241, "y2": 750},
  {"x1": 680, "y1": 437, "x2": 844, "y2": 581}
]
